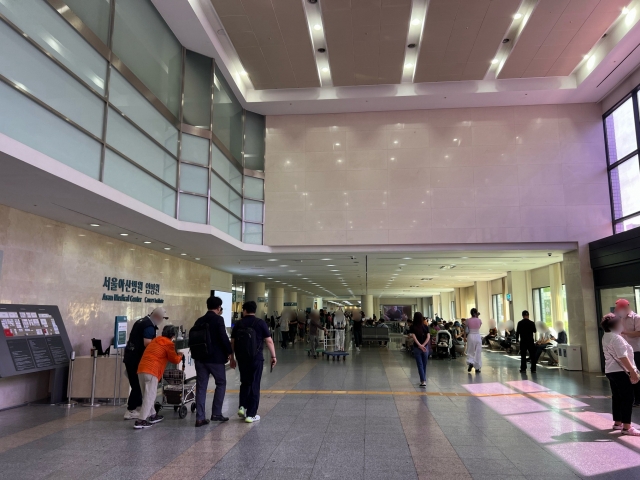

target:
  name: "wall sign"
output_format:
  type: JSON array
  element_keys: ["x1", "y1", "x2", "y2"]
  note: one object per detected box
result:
[
  {"x1": 102, "y1": 277, "x2": 164, "y2": 303},
  {"x1": 284, "y1": 302, "x2": 297, "y2": 307},
  {"x1": 506, "y1": 293, "x2": 512, "y2": 302},
  {"x1": 257, "y1": 297, "x2": 267, "y2": 303},
  {"x1": 0, "y1": 305, "x2": 72, "y2": 378}
]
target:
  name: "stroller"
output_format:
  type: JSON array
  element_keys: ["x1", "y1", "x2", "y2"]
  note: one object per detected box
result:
[
  {"x1": 435, "y1": 330, "x2": 452, "y2": 359},
  {"x1": 154, "y1": 357, "x2": 196, "y2": 419}
]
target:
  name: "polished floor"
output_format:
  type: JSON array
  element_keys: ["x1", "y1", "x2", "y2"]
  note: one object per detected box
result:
[{"x1": 0, "y1": 336, "x2": 638, "y2": 480}]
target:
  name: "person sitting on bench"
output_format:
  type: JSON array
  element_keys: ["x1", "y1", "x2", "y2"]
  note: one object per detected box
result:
[{"x1": 531, "y1": 323, "x2": 557, "y2": 366}]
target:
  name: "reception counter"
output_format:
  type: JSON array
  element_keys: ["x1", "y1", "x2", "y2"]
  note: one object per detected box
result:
[
  {"x1": 70, "y1": 347, "x2": 194, "y2": 401},
  {"x1": 70, "y1": 355, "x2": 129, "y2": 400}
]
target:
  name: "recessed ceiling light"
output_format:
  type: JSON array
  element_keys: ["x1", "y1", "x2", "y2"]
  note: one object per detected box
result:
[
  {"x1": 403, "y1": 257, "x2": 412, "y2": 260},
  {"x1": 331, "y1": 270, "x2": 339, "y2": 272},
  {"x1": 313, "y1": 24, "x2": 322, "y2": 31},
  {"x1": 180, "y1": 253, "x2": 187, "y2": 256},
  {"x1": 491, "y1": 58, "x2": 499, "y2": 64},
  {"x1": 327, "y1": 264, "x2": 336, "y2": 267},
  {"x1": 303, "y1": 278, "x2": 308, "y2": 280},
  {"x1": 404, "y1": 63, "x2": 413, "y2": 68},
  {"x1": 322, "y1": 67, "x2": 329, "y2": 72},
  {"x1": 399, "y1": 264, "x2": 406, "y2": 266},
  {"x1": 195, "y1": 258, "x2": 200, "y2": 260},
  {"x1": 144, "y1": 241, "x2": 151, "y2": 244},
  {"x1": 275, "y1": 281, "x2": 281, "y2": 283},
  {"x1": 268, "y1": 259, "x2": 278, "y2": 261},
  {"x1": 89, "y1": 224, "x2": 100, "y2": 227},
  {"x1": 240, "y1": 70, "x2": 247, "y2": 75},
  {"x1": 267, "y1": 278, "x2": 273, "y2": 280},
  {"x1": 411, "y1": 19, "x2": 421, "y2": 26},
  {"x1": 78, "y1": 234, "x2": 85, "y2": 237},
  {"x1": 321, "y1": 258, "x2": 332, "y2": 261},
  {"x1": 280, "y1": 265, "x2": 288, "y2": 267},
  {"x1": 119, "y1": 233, "x2": 128, "y2": 236},
  {"x1": 513, "y1": 13, "x2": 522, "y2": 19},
  {"x1": 164, "y1": 247, "x2": 171, "y2": 250}
]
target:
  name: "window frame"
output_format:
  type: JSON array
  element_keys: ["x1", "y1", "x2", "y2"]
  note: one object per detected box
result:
[{"x1": 603, "y1": 89, "x2": 640, "y2": 234}]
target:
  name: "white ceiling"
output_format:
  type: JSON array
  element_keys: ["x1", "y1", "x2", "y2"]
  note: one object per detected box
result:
[{"x1": 152, "y1": 0, "x2": 640, "y2": 115}]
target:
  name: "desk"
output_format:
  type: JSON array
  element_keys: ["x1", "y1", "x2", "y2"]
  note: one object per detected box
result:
[{"x1": 70, "y1": 355, "x2": 129, "y2": 400}]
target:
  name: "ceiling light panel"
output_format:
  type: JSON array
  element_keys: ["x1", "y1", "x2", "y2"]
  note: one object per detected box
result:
[
  {"x1": 402, "y1": 0, "x2": 428, "y2": 83},
  {"x1": 302, "y1": 0, "x2": 332, "y2": 87},
  {"x1": 485, "y1": 0, "x2": 539, "y2": 80}
]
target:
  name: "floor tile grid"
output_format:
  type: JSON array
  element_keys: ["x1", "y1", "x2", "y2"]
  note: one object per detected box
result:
[
  {"x1": 395, "y1": 396, "x2": 472, "y2": 480},
  {"x1": 148, "y1": 394, "x2": 284, "y2": 480},
  {"x1": 0, "y1": 405, "x2": 116, "y2": 454},
  {"x1": 149, "y1": 361, "x2": 317, "y2": 480}
]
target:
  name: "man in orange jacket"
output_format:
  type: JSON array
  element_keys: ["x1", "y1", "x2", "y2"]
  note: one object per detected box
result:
[{"x1": 135, "y1": 325, "x2": 184, "y2": 429}]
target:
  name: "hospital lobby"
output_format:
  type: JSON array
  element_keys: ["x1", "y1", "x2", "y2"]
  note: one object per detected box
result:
[{"x1": 3, "y1": 0, "x2": 640, "y2": 478}]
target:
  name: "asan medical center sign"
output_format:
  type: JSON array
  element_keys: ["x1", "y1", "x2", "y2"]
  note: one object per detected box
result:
[{"x1": 101, "y1": 276, "x2": 164, "y2": 304}]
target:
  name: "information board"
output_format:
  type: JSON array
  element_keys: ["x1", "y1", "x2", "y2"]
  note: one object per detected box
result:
[{"x1": 0, "y1": 305, "x2": 72, "y2": 378}]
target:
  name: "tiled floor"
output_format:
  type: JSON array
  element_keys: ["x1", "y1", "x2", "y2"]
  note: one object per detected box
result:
[{"x1": 1, "y1": 337, "x2": 639, "y2": 480}]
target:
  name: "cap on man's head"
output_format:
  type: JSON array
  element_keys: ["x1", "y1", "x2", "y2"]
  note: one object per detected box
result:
[{"x1": 615, "y1": 299, "x2": 630, "y2": 309}]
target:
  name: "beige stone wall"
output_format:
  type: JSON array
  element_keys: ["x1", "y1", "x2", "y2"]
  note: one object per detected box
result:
[{"x1": 0, "y1": 205, "x2": 232, "y2": 407}]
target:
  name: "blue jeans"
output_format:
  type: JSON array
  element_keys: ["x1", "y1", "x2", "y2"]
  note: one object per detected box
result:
[{"x1": 413, "y1": 346, "x2": 428, "y2": 383}]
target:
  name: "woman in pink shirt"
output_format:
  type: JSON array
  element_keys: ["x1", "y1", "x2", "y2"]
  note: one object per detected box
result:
[{"x1": 466, "y1": 308, "x2": 483, "y2": 373}]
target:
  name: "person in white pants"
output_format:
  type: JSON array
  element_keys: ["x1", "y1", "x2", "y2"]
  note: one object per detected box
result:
[
  {"x1": 334, "y1": 308, "x2": 346, "y2": 351},
  {"x1": 466, "y1": 308, "x2": 483, "y2": 374}
]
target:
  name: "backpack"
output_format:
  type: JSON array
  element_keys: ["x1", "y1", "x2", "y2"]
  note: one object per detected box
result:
[
  {"x1": 234, "y1": 319, "x2": 259, "y2": 363},
  {"x1": 189, "y1": 319, "x2": 213, "y2": 361}
]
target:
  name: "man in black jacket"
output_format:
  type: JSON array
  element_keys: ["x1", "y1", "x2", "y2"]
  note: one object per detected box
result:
[
  {"x1": 123, "y1": 307, "x2": 166, "y2": 420},
  {"x1": 516, "y1": 310, "x2": 537, "y2": 373},
  {"x1": 193, "y1": 296, "x2": 235, "y2": 427}
]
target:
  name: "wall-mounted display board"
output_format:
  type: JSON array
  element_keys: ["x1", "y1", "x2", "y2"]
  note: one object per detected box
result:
[{"x1": 0, "y1": 305, "x2": 72, "y2": 377}]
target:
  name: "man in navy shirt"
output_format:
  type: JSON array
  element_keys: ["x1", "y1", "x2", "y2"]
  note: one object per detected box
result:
[
  {"x1": 231, "y1": 301, "x2": 276, "y2": 423},
  {"x1": 193, "y1": 296, "x2": 236, "y2": 427},
  {"x1": 123, "y1": 307, "x2": 166, "y2": 419}
]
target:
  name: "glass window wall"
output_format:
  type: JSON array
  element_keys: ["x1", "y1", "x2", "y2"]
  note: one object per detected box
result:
[
  {"x1": 532, "y1": 287, "x2": 553, "y2": 326},
  {"x1": 0, "y1": 0, "x2": 266, "y2": 244},
  {"x1": 183, "y1": 51, "x2": 212, "y2": 129},
  {"x1": 108, "y1": 69, "x2": 178, "y2": 154},
  {"x1": 62, "y1": 0, "x2": 111, "y2": 45},
  {"x1": 106, "y1": 107, "x2": 177, "y2": 186},
  {"x1": 604, "y1": 93, "x2": 640, "y2": 233},
  {"x1": 103, "y1": 149, "x2": 176, "y2": 216},
  {"x1": 112, "y1": 0, "x2": 181, "y2": 116},
  {"x1": 0, "y1": 0, "x2": 108, "y2": 94},
  {"x1": 213, "y1": 66, "x2": 243, "y2": 161}
]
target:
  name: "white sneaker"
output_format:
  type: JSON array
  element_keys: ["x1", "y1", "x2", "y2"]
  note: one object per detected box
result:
[
  {"x1": 238, "y1": 406, "x2": 246, "y2": 418},
  {"x1": 124, "y1": 409, "x2": 140, "y2": 420},
  {"x1": 356, "y1": 347, "x2": 360, "y2": 352},
  {"x1": 245, "y1": 415, "x2": 260, "y2": 423}
]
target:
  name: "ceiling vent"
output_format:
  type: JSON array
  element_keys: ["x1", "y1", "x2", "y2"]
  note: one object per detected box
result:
[{"x1": 439, "y1": 265, "x2": 456, "y2": 270}]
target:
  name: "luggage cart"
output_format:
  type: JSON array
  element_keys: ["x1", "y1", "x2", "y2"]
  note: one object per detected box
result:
[
  {"x1": 154, "y1": 357, "x2": 196, "y2": 419},
  {"x1": 323, "y1": 328, "x2": 336, "y2": 352}
]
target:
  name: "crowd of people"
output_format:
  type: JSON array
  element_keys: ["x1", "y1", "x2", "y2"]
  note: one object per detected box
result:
[
  {"x1": 120, "y1": 300, "x2": 586, "y2": 430},
  {"x1": 122, "y1": 299, "x2": 276, "y2": 429}
]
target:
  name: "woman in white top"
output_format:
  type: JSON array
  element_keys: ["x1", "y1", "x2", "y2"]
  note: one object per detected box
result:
[{"x1": 601, "y1": 313, "x2": 640, "y2": 435}]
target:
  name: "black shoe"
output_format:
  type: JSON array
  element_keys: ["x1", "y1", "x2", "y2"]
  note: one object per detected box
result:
[
  {"x1": 468, "y1": 365, "x2": 473, "y2": 372},
  {"x1": 519, "y1": 369, "x2": 526, "y2": 373},
  {"x1": 531, "y1": 370, "x2": 536, "y2": 373},
  {"x1": 134, "y1": 419, "x2": 153, "y2": 429},
  {"x1": 476, "y1": 370, "x2": 481, "y2": 374},
  {"x1": 211, "y1": 415, "x2": 229, "y2": 422},
  {"x1": 148, "y1": 414, "x2": 164, "y2": 424},
  {"x1": 195, "y1": 419, "x2": 210, "y2": 427}
]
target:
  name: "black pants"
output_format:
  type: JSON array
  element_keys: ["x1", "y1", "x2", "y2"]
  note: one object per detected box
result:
[
  {"x1": 280, "y1": 331, "x2": 288, "y2": 349},
  {"x1": 634, "y1": 352, "x2": 640, "y2": 405},
  {"x1": 531, "y1": 344, "x2": 552, "y2": 365},
  {"x1": 289, "y1": 326, "x2": 296, "y2": 344},
  {"x1": 239, "y1": 358, "x2": 264, "y2": 418},
  {"x1": 520, "y1": 343, "x2": 536, "y2": 372},
  {"x1": 353, "y1": 326, "x2": 362, "y2": 347},
  {"x1": 607, "y1": 371, "x2": 634, "y2": 424},
  {"x1": 194, "y1": 361, "x2": 226, "y2": 421},
  {"x1": 124, "y1": 360, "x2": 142, "y2": 411}
]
